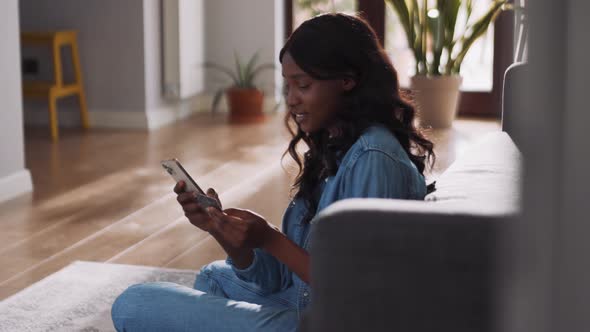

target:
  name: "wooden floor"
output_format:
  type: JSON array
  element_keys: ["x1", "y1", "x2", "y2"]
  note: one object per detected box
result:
[{"x1": 0, "y1": 111, "x2": 499, "y2": 300}]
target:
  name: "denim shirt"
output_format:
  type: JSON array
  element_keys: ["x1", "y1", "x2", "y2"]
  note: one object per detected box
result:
[{"x1": 226, "y1": 124, "x2": 427, "y2": 318}]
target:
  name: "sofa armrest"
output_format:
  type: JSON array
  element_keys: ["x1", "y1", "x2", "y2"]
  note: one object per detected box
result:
[{"x1": 306, "y1": 198, "x2": 511, "y2": 332}]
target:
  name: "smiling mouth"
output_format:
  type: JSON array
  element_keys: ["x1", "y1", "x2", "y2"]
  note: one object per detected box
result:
[{"x1": 293, "y1": 113, "x2": 309, "y2": 123}]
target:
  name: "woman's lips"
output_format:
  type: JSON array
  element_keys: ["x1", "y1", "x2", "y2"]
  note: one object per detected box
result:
[{"x1": 294, "y1": 113, "x2": 309, "y2": 124}]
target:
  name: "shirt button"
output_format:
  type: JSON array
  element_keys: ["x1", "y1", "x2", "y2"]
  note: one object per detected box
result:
[{"x1": 303, "y1": 292, "x2": 309, "y2": 297}]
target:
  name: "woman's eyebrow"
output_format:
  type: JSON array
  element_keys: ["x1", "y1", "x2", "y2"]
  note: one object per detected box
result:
[{"x1": 282, "y1": 73, "x2": 309, "y2": 79}]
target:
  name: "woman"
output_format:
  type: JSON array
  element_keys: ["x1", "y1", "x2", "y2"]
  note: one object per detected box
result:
[{"x1": 112, "y1": 13, "x2": 434, "y2": 332}]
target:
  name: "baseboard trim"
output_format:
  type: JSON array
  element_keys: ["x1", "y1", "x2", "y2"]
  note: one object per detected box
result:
[
  {"x1": 196, "y1": 94, "x2": 284, "y2": 113},
  {"x1": 22, "y1": 94, "x2": 283, "y2": 130},
  {"x1": 91, "y1": 110, "x2": 149, "y2": 129},
  {"x1": 24, "y1": 109, "x2": 149, "y2": 129},
  {"x1": 0, "y1": 169, "x2": 33, "y2": 203},
  {"x1": 145, "y1": 95, "x2": 206, "y2": 130}
]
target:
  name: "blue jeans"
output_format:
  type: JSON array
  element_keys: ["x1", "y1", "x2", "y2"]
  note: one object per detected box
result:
[{"x1": 111, "y1": 260, "x2": 299, "y2": 331}]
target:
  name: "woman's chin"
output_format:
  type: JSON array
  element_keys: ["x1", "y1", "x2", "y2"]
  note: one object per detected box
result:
[
  {"x1": 299, "y1": 125, "x2": 318, "y2": 135},
  {"x1": 297, "y1": 121, "x2": 312, "y2": 134},
  {"x1": 297, "y1": 118, "x2": 323, "y2": 135}
]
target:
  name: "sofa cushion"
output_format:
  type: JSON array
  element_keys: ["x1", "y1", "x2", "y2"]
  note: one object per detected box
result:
[{"x1": 425, "y1": 131, "x2": 522, "y2": 214}]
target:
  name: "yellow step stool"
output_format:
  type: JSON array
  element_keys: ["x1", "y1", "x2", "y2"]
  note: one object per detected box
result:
[{"x1": 21, "y1": 30, "x2": 90, "y2": 141}]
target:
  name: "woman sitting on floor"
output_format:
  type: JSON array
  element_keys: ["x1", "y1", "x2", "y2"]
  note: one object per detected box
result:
[{"x1": 111, "y1": 12, "x2": 434, "y2": 332}]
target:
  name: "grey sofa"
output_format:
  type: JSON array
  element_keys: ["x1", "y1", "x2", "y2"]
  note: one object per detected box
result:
[{"x1": 302, "y1": 78, "x2": 523, "y2": 331}]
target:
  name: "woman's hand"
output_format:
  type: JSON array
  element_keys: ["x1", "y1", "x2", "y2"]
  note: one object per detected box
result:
[
  {"x1": 206, "y1": 208, "x2": 280, "y2": 250},
  {"x1": 206, "y1": 204, "x2": 310, "y2": 283},
  {"x1": 174, "y1": 181, "x2": 222, "y2": 232},
  {"x1": 208, "y1": 208, "x2": 311, "y2": 283}
]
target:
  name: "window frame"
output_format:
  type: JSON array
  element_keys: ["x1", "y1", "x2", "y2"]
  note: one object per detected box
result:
[{"x1": 284, "y1": 0, "x2": 514, "y2": 117}]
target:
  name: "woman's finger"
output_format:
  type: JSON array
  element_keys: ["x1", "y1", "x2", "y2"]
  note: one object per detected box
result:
[
  {"x1": 211, "y1": 208, "x2": 246, "y2": 225},
  {"x1": 206, "y1": 188, "x2": 218, "y2": 197},
  {"x1": 185, "y1": 212, "x2": 211, "y2": 231},
  {"x1": 183, "y1": 202, "x2": 205, "y2": 214},
  {"x1": 174, "y1": 181, "x2": 186, "y2": 194},
  {"x1": 177, "y1": 192, "x2": 197, "y2": 205},
  {"x1": 208, "y1": 208, "x2": 241, "y2": 233},
  {"x1": 185, "y1": 211, "x2": 206, "y2": 221},
  {"x1": 207, "y1": 207, "x2": 226, "y2": 227},
  {"x1": 206, "y1": 188, "x2": 223, "y2": 208},
  {"x1": 224, "y1": 208, "x2": 259, "y2": 220}
]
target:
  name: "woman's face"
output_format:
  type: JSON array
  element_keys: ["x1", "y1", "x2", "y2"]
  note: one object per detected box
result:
[{"x1": 281, "y1": 52, "x2": 353, "y2": 134}]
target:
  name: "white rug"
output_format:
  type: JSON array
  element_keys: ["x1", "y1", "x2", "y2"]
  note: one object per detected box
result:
[{"x1": 0, "y1": 261, "x2": 197, "y2": 332}]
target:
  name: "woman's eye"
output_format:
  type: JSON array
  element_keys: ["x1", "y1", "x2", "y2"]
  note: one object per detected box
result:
[{"x1": 283, "y1": 83, "x2": 309, "y2": 95}]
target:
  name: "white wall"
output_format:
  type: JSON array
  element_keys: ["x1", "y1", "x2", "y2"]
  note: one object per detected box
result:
[
  {"x1": 19, "y1": 0, "x2": 149, "y2": 128},
  {"x1": 0, "y1": 0, "x2": 33, "y2": 202},
  {"x1": 144, "y1": 0, "x2": 286, "y2": 121},
  {"x1": 18, "y1": 0, "x2": 204, "y2": 130},
  {"x1": 178, "y1": 0, "x2": 205, "y2": 99},
  {"x1": 204, "y1": 0, "x2": 284, "y2": 109},
  {"x1": 161, "y1": 0, "x2": 205, "y2": 100},
  {"x1": 142, "y1": 0, "x2": 205, "y2": 130},
  {"x1": 18, "y1": 0, "x2": 285, "y2": 130}
]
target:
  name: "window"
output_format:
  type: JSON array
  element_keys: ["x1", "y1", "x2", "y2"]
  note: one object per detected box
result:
[
  {"x1": 385, "y1": 1, "x2": 495, "y2": 91},
  {"x1": 286, "y1": 0, "x2": 513, "y2": 116}
]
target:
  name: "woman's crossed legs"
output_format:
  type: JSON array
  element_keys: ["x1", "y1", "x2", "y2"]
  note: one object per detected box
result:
[{"x1": 111, "y1": 260, "x2": 298, "y2": 332}]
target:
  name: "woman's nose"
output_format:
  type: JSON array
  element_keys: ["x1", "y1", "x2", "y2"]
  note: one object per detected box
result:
[{"x1": 286, "y1": 89, "x2": 300, "y2": 107}]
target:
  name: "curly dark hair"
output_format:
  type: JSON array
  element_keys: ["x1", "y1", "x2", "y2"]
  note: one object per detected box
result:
[{"x1": 280, "y1": 13, "x2": 435, "y2": 223}]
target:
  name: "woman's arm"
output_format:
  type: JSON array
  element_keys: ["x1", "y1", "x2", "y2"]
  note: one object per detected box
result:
[
  {"x1": 174, "y1": 183, "x2": 255, "y2": 269},
  {"x1": 210, "y1": 232, "x2": 254, "y2": 269},
  {"x1": 175, "y1": 182, "x2": 286, "y2": 289},
  {"x1": 262, "y1": 227, "x2": 310, "y2": 284},
  {"x1": 207, "y1": 207, "x2": 310, "y2": 284}
]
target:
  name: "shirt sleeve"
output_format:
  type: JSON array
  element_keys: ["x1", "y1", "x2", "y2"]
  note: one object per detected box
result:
[{"x1": 340, "y1": 149, "x2": 413, "y2": 199}]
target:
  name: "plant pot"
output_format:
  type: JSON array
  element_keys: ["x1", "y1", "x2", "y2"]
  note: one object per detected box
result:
[
  {"x1": 226, "y1": 88, "x2": 265, "y2": 124},
  {"x1": 410, "y1": 75, "x2": 463, "y2": 129}
]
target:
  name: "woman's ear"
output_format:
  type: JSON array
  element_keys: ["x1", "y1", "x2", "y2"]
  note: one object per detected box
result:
[{"x1": 342, "y1": 77, "x2": 356, "y2": 92}]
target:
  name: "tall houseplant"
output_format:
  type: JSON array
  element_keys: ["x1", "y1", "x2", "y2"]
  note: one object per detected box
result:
[
  {"x1": 386, "y1": 0, "x2": 509, "y2": 128},
  {"x1": 205, "y1": 52, "x2": 275, "y2": 124}
]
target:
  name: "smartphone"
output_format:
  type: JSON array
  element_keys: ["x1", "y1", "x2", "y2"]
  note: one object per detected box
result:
[{"x1": 161, "y1": 159, "x2": 221, "y2": 210}]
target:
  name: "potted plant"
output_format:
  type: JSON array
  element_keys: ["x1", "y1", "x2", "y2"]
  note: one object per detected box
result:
[
  {"x1": 386, "y1": 0, "x2": 510, "y2": 128},
  {"x1": 205, "y1": 52, "x2": 275, "y2": 124}
]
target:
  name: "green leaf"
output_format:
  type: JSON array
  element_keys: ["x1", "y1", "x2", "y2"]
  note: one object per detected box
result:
[
  {"x1": 386, "y1": 0, "x2": 511, "y2": 77},
  {"x1": 234, "y1": 51, "x2": 245, "y2": 87},
  {"x1": 385, "y1": 0, "x2": 414, "y2": 56},
  {"x1": 249, "y1": 64, "x2": 275, "y2": 88},
  {"x1": 243, "y1": 51, "x2": 260, "y2": 87},
  {"x1": 428, "y1": 7, "x2": 443, "y2": 75},
  {"x1": 421, "y1": 0, "x2": 427, "y2": 74},
  {"x1": 451, "y1": 0, "x2": 507, "y2": 73},
  {"x1": 465, "y1": 0, "x2": 473, "y2": 24},
  {"x1": 206, "y1": 50, "x2": 276, "y2": 112},
  {"x1": 438, "y1": 0, "x2": 460, "y2": 74},
  {"x1": 203, "y1": 62, "x2": 239, "y2": 85}
]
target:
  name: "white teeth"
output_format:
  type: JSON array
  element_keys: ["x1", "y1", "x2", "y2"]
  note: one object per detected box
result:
[{"x1": 293, "y1": 113, "x2": 307, "y2": 123}]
